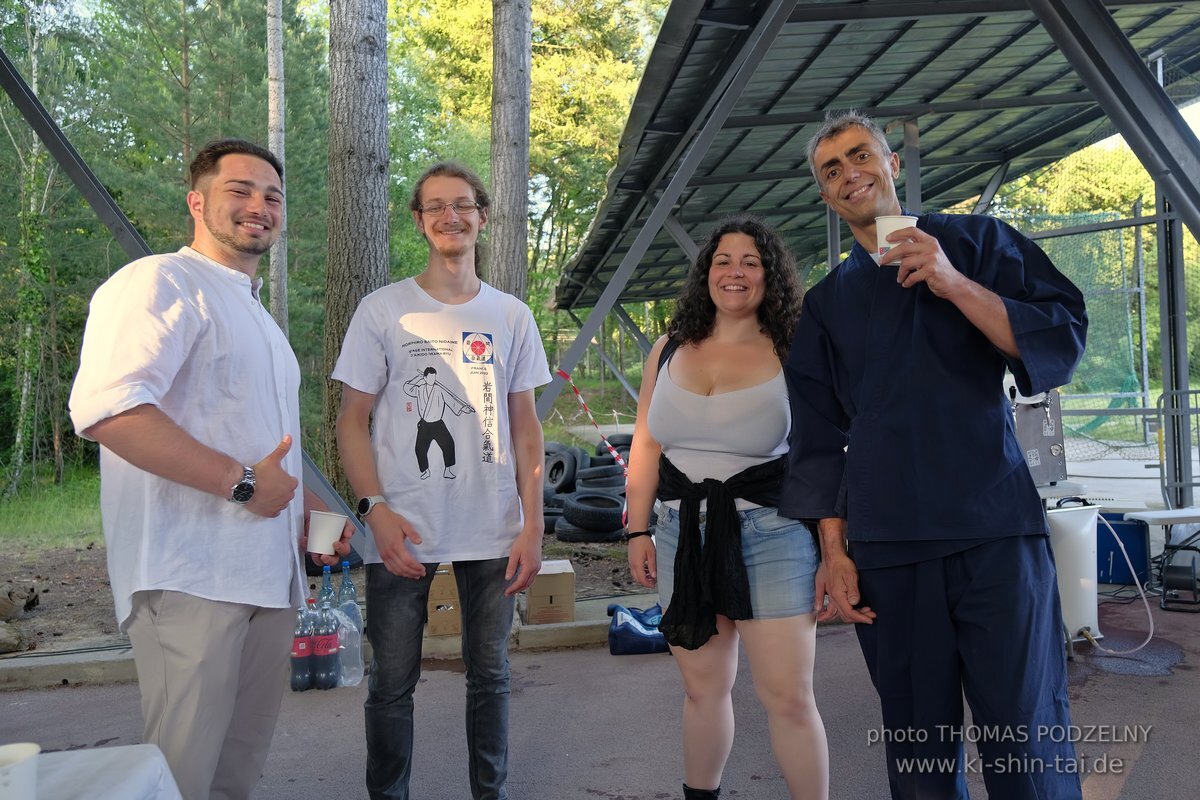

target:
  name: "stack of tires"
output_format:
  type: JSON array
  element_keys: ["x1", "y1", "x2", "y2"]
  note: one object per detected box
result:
[{"x1": 544, "y1": 434, "x2": 639, "y2": 543}]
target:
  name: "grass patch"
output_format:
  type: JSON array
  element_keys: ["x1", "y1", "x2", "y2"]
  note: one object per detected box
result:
[{"x1": 0, "y1": 466, "x2": 104, "y2": 551}]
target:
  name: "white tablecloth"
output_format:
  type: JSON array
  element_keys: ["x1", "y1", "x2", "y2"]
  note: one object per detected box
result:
[{"x1": 37, "y1": 744, "x2": 181, "y2": 800}]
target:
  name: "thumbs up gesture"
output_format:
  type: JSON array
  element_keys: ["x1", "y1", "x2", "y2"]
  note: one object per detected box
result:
[{"x1": 245, "y1": 435, "x2": 299, "y2": 518}]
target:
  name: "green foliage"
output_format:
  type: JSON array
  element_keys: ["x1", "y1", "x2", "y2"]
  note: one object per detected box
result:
[
  {"x1": 388, "y1": 0, "x2": 666, "y2": 352},
  {"x1": 0, "y1": 0, "x2": 667, "y2": 493}
]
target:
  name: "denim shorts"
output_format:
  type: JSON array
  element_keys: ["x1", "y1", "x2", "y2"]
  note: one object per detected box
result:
[{"x1": 654, "y1": 504, "x2": 819, "y2": 618}]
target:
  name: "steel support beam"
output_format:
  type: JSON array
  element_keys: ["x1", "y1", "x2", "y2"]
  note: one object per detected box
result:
[
  {"x1": 536, "y1": 0, "x2": 800, "y2": 419},
  {"x1": 0, "y1": 46, "x2": 150, "y2": 261},
  {"x1": 723, "y1": 91, "x2": 1095, "y2": 130},
  {"x1": 1157, "y1": 194, "x2": 1191, "y2": 507},
  {"x1": 1028, "y1": 0, "x2": 1200, "y2": 244},
  {"x1": 902, "y1": 119, "x2": 922, "y2": 213},
  {"x1": 0, "y1": 45, "x2": 365, "y2": 547},
  {"x1": 788, "y1": 0, "x2": 1166, "y2": 24},
  {"x1": 825, "y1": 206, "x2": 842, "y2": 269},
  {"x1": 612, "y1": 305, "x2": 654, "y2": 356},
  {"x1": 663, "y1": 213, "x2": 700, "y2": 264},
  {"x1": 972, "y1": 162, "x2": 1010, "y2": 215},
  {"x1": 566, "y1": 312, "x2": 640, "y2": 404}
]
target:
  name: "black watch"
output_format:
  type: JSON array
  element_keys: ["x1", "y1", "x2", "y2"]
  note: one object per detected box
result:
[
  {"x1": 357, "y1": 495, "x2": 387, "y2": 517},
  {"x1": 228, "y1": 466, "x2": 256, "y2": 504}
]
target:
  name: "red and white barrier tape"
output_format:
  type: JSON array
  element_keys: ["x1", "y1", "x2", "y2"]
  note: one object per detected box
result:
[{"x1": 555, "y1": 368, "x2": 628, "y2": 474}]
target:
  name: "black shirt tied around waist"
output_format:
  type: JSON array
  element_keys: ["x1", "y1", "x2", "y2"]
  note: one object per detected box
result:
[{"x1": 656, "y1": 453, "x2": 788, "y2": 650}]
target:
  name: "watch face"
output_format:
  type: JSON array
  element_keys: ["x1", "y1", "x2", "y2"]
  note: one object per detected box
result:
[
  {"x1": 231, "y1": 481, "x2": 255, "y2": 504},
  {"x1": 357, "y1": 497, "x2": 371, "y2": 516}
]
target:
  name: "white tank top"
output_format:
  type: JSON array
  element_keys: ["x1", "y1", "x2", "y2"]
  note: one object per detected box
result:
[{"x1": 647, "y1": 360, "x2": 790, "y2": 510}]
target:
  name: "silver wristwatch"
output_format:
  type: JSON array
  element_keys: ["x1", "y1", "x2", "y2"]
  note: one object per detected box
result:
[
  {"x1": 228, "y1": 467, "x2": 256, "y2": 504},
  {"x1": 357, "y1": 495, "x2": 387, "y2": 517}
]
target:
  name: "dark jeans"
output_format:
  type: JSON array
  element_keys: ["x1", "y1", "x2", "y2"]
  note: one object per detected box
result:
[{"x1": 364, "y1": 558, "x2": 516, "y2": 800}]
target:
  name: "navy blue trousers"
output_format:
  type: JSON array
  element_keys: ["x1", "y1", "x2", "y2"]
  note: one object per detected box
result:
[{"x1": 855, "y1": 535, "x2": 1082, "y2": 800}]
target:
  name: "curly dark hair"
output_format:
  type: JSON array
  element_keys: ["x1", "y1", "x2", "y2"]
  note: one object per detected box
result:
[{"x1": 666, "y1": 215, "x2": 802, "y2": 358}]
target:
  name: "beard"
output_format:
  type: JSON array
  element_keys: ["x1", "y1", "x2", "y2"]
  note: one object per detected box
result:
[{"x1": 203, "y1": 208, "x2": 275, "y2": 256}]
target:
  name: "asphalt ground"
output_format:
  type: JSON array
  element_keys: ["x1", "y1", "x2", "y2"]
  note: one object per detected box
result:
[
  {"x1": 4, "y1": 454, "x2": 1196, "y2": 798},
  {"x1": 4, "y1": 593, "x2": 1197, "y2": 800}
]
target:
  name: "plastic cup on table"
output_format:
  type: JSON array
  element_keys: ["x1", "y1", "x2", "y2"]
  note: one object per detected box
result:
[
  {"x1": 875, "y1": 214, "x2": 919, "y2": 259},
  {"x1": 307, "y1": 510, "x2": 347, "y2": 556},
  {"x1": 0, "y1": 742, "x2": 40, "y2": 800}
]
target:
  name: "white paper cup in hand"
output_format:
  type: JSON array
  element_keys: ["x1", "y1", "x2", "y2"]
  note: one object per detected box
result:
[
  {"x1": 307, "y1": 510, "x2": 347, "y2": 556},
  {"x1": 0, "y1": 742, "x2": 40, "y2": 800},
  {"x1": 876, "y1": 214, "x2": 919, "y2": 257}
]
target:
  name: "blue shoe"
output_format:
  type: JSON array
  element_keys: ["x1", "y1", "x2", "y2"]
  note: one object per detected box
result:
[{"x1": 608, "y1": 607, "x2": 669, "y2": 655}]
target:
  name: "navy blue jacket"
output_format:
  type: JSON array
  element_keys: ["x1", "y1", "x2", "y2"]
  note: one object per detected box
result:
[{"x1": 781, "y1": 213, "x2": 1087, "y2": 544}]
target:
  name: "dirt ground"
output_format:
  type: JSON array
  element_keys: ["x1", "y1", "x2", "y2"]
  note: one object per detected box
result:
[{"x1": 1, "y1": 539, "x2": 636, "y2": 655}]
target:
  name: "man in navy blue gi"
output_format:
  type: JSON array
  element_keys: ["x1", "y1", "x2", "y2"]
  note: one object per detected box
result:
[{"x1": 783, "y1": 110, "x2": 1087, "y2": 799}]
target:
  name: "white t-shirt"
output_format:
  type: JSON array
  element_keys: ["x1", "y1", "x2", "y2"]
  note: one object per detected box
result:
[
  {"x1": 69, "y1": 248, "x2": 306, "y2": 631},
  {"x1": 332, "y1": 278, "x2": 550, "y2": 563}
]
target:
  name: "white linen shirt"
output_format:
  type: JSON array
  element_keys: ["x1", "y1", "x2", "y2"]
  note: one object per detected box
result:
[{"x1": 69, "y1": 247, "x2": 306, "y2": 631}]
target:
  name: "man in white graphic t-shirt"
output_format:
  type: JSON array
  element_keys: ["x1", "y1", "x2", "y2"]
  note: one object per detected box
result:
[{"x1": 333, "y1": 161, "x2": 550, "y2": 800}]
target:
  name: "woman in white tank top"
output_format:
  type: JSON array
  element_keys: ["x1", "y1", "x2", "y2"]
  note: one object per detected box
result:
[{"x1": 626, "y1": 217, "x2": 829, "y2": 799}]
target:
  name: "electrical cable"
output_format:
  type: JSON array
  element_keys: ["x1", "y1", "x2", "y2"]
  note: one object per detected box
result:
[{"x1": 1079, "y1": 514, "x2": 1154, "y2": 655}]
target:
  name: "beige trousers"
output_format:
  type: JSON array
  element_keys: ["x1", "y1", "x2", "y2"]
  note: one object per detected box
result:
[{"x1": 126, "y1": 590, "x2": 292, "y2": 800}]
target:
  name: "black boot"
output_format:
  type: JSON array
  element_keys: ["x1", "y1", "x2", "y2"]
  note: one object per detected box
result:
[{"x1": 682, "y1": 784, "x2": 721, "y2": 799}]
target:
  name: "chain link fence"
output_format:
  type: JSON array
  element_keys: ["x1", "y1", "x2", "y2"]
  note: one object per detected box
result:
[{"x1": 983, "y1": 62, "x2": 1199, "y2": 463}]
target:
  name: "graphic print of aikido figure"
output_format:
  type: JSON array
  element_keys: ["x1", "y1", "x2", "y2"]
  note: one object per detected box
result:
[{"x1": 403, "y1": 366, "x2": 475, "y2": 479}]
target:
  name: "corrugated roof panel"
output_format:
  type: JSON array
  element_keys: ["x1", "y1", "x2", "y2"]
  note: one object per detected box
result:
[{"x1": 554, "y1": 0, "x2": 1200, "y2": 310}]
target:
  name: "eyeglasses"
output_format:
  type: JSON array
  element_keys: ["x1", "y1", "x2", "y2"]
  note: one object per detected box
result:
[{"x1": 418, "y1": 201, "x2": 481, "y2": 216}]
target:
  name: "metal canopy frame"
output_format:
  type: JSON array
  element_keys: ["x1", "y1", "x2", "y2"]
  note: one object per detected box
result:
[
  {"x1": 553, "y1": 0, "x2": 1200, "y2": 311},
  {"x1": 546, "y1": 0, "x2": 1200, "y2": 507}
]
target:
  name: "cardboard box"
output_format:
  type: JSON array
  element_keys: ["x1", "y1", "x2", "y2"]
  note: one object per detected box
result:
[
  {"x1": 427, "y1": 599, "x2": 462, "y2": 636},
  {"x1": 429, "y1": 563, "x2": 458, "y2": 601},
  {"x1": 526, "y1": 560, "x2": 575, "y2": 624}
]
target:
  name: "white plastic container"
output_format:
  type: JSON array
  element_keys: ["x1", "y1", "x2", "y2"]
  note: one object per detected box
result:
[{"x1": 1046, "y1": 504, "x2": 1102, "y2": 642}]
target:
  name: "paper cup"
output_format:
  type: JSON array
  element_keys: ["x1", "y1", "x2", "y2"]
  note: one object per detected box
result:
[
  {"x1": 0, "y1": 742, "x2": 40, "y2": 800},
  {"x1": 307, "y1": 510, "x2": 347, "y2": 555},
  {"x1": 876, "y1": 214, "x2": 919, "y2": 257}
]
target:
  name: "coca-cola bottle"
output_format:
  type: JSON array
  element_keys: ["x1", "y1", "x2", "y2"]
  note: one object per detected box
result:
[
  {"x1": 289, "y1": 598, "x2": 316, "y2": 692},
  {"x1": 312, "y1": 599, "x2": 341, "y2": 690}
]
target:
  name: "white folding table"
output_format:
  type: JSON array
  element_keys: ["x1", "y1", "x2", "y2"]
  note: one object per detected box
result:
[{"x1": 37, "y1": 743, "x2": 182, "y2": 800}]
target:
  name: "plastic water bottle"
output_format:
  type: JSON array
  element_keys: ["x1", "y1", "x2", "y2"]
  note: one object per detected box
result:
[
  {"x1": 289, "y1": 598, "x2": 316, "y2": 692},
  {"x1": 337, "y1": 560, "x2": 357, "y2": 607},
  {"x1": 317, "y1": 564, "x2": 336, "y2": 608},
  {"x1": 336, "y1": 561, "x2": 365, "y2": 687},
  {"x1": 312, "y1": 600, "x2": 340, "y2": 690}
]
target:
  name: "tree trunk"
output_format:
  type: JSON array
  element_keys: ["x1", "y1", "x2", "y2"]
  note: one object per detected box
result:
[
  {"x1": 7, "y1": 155, "x2": 48, "y2": 497},
  {"x1": 46, "y1": 246, "x2": 64, "y2": 484},
  {"x1": 489, "y1": 0, "x2": 531, "y2": 300},
  {"x1": 267, "y1": 0, "x2": 289, "y2": 333},
  {"x1": 180, "y1": 0, "x2": 192, "y2": 170},
  {"x1": 325, "y1": 0, "x2": 390, "y2": 484}
]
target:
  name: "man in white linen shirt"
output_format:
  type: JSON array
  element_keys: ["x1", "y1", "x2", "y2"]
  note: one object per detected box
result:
[
  {"x1": 69, "y1": 138, "x2": 349, "y2": 800},
  {"x1": 334, "y1": 161, "x2": 549, "y2": 799}
]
